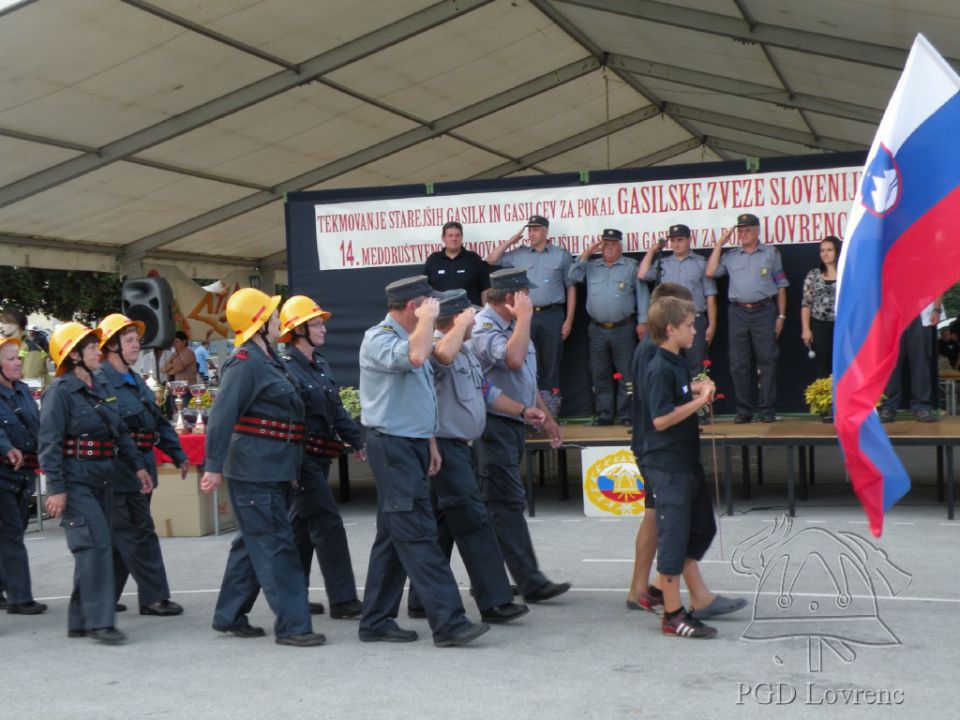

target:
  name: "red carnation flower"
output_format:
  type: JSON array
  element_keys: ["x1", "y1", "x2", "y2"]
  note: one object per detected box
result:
[
  {"x1": 702, "y1": 359, "x2": 713, "y2": 368},
  {"x1": 551, "y1": 387, "x2": 561, "y2": 395},
  {"x1": 613, "y1": 372, "x2": 623, "y2": 380},
  {"x1": 715, "y1": 392, "x2": 725, "y2": 400}
]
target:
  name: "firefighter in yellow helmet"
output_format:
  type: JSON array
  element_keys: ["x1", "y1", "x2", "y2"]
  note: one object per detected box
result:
[
  {"x1": 96, "y1": 313, "x2": 187, "y2": 618},
  {"x1": 38, "y1": 323, "x2": 152, "y2": 644},
  {"x1": 200, "y1": 288, "x2": 324, "y2": 647},
  {"x1": 0, "y1": 335, "x2": 47, "y2": 615},
  {"x1": 279, "y1": 296, "x2": 364, "y2": 619}
]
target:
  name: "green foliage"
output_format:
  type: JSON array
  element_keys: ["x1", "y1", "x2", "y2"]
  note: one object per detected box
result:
[
  {"x1": 943, "y1": 281, "x2": 960, "y2": 319},
  {"x1": 0, "y1": 267, "x2": 122, "y2": 325},
  {"x1": 339, "y1": 386, "x2": 361, "y2": 419}
]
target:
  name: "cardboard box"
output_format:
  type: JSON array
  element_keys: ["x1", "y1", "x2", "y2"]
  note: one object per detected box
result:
[{"x1": 151, "y1": 465, "x2": 236, "y2": 537}]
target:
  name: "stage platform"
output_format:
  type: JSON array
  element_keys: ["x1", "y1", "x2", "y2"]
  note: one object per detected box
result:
[{"x1": 524, "y1": 416, "x2": 959, "y2": 520}]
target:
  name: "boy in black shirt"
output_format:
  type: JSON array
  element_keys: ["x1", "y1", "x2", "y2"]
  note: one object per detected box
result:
[{"x1": 643, "y1": 296, "x2": 734, "y2": 638}]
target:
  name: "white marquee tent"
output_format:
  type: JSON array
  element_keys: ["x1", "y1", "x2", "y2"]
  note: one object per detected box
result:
[{"x1": 1, "y1": 0, "x2": 958, "y2": 282}]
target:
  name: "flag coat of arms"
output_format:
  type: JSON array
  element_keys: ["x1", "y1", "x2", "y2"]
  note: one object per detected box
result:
[{"x1": 834, "y1": 35, "x2": 960, "y2": 537}]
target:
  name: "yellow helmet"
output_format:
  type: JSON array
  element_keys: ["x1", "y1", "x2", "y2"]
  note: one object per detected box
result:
[
  {"x1": 0, "y1": 336, "x2": 21, "y2": 351},
  {"x1": 49, "y1": 322, "x2": 102, "y2": 376},
  {"x1": 226, "y1": 288, "x2": 281, "y2": 347},
  {"x1": 279, "y1": 295, "x2": 331, "y2": 343},
  {"x1": 97, "y1": 313, "x2": 145, "y2": 349}
]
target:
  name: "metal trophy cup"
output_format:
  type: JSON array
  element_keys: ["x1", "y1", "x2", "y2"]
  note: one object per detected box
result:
[
  {"x1": 189, "y1": 383, "x2": 207, "y2": 433},
  {"x1": 168, "y1": 380, "x2": 189, "y2": 434}
]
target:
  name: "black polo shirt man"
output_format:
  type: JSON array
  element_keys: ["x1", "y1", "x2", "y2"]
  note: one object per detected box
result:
[{"x1": 424, "y1": 221, "x2": 490, "y2": 305}]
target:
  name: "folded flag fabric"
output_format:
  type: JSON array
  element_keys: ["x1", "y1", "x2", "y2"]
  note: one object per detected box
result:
[{"x1": 834, "y1": 35, "x2": 960, "y2": 537}]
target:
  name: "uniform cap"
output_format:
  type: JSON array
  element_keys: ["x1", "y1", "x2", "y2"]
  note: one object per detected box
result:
[
  {"x1": 434, "y1": 289, "x2": 473, "y2": 317},
  {"x1": 735, "y1": 213, "x2": 761, "y2": 227},
  {"x1": 385, "y1": 275, "x2": 433, "y2": 303},
  {"x1": 489, "y1": 267, "x2": 538, "y2": 290},
  {"x1": 601, "y1": 228, "x2": 623, "y2": 242},
  {"x1": 668, "y1": 224, "x2": 691, "y2": 238},
  {"x1": 525, "y1": 214, "x2": 549, "y2": 228}
]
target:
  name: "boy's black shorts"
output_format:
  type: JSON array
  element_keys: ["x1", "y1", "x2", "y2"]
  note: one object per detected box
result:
[
  {"x1": 647, "y1": 466, "x2": 716, "y2": 576},
  {"x1": 638, "y1": 464, "x2": 655, "y2": 510}
]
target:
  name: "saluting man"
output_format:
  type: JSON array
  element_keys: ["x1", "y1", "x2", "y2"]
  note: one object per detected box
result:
[
  {"x1": 358, "y1": 276, "x2": 489, "y2": 648},
  {"x1": 569, "y1": 228, "x2": 649, "y2": 426},
  {"x1": 201, "y1": 288, "x2": 325, "y2": 647},
  {"x1": 279, "y1": 296, "x2": 364, "y2": 620},
  {"x1": 706, "y1": 213, "x2": 789, "y2": 423},
  {"x1": 471, "y1": 268, "x2": 571, "y2": 603}
]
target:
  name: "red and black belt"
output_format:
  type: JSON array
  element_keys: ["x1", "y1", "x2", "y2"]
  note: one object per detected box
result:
[
  {"x1": 63, "y1": 438, "x2": 116, "y2": 459},
  {"x1": 1, "y1": 451, "x2": 38, "y2": 470},
  {"x1": 130, "y1": 430, "x2": 158, "y2": 450},
  {"x1": 233, "y1": 415, "x2": 306, "y2": 443},
  {"x1": 304, "y1": 434, "x2": 345, "y2": 458}
]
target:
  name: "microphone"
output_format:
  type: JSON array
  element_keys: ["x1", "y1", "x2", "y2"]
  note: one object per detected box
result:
[{"x1": 807, "y1": 343, "x2": 816, "y2": 360}]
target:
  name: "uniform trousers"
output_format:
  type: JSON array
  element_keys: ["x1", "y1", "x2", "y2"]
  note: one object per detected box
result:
[
  {"x1": 359, "y1": 432, "x2": 470, "y2": 640},
  {"x1": 531, "y1": 305, "x2": 564, "y2": 392},
  {"x1": 407, "y1": 438, "x2": 513, "y2": 613},
  {"x1": 728, "y1": 302, "x2": 779, "y2": 417},
  {"x1": 588, "y1": 321, "x2": 636, "y2": 421},
  {"x1": 112, "y1": 490, "x2": 170, "y2": 606},
  {"x1": 478, "y1": 414, "x2": 548, "y2": 596},
  {"x1": 290, "y1": 457, "x2": 359, "y2": 605},
  {"x1": 213, "y1": 479, "x2": 312, "y2": 638},
  {"x1": 0, "y1": 477, "x2": 34, "y2": 604},
  {"x1": 61, "y1": 482, "x2": 115, "y2": 632},
  {"x1": 883, "y1": 317, "x2": 934, "y2": 412},
  {"x1": 683, "y1": 314, "x2": 710, "y2": 377}
]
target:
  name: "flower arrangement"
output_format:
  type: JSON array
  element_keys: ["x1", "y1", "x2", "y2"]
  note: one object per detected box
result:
[
  {"x1": 804, "y1": 376, "x2": 833, "y2": 415},
  {"x1": 339, "y1": 385, "x2": 361, "y2": 419}
]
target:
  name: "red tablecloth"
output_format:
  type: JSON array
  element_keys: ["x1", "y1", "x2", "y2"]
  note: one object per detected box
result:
[{"x1": 154, "y1": 432, "x2": 206, "y2": 466}]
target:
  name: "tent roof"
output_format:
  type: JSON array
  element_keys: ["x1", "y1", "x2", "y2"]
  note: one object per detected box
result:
[{"x1": 1, "y1": 0, "x2": 958, "y2": 279}]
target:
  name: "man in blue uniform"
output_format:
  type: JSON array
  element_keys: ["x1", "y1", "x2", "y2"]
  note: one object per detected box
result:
[
  {"x1": 706, "y1": 214, "x2": 789, "y2": 423},
  {"x1": 471, "y1": 268, "x2": 571, "y2": 603},
  {"x1": 279, "y1": 295, "x2": 364, "y2": 619},
  {"x1": 358, "y1": 276, "x2": 489, "y2": 648},
  {"x1": 201, "y1": 288, "x2": 325, "y2": 647}
]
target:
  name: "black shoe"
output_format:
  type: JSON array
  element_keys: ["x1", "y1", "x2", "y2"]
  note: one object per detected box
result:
[
  {"x1": 275, "y1": 632, "x2": 327, "y2": 647},
  {"x1": 434, "y1": 622, "x2": 490, "y2": 648},
  {"x1": 309, "y1": 602, "x2": 326, "y2": 615},
  {"x1": 7, "y1": 601, "x2": 48, "y2": 615},
  {"x1": 89, "y1": 627, "x2": 127, "y2": 645},
  {"x1": 329, "y1": 600, "x2": 363, "y2": 619},
  {"x1": 915, "y1": 409, "x2": 940, "y2": 423},
  {"x1": 734, "y1": 414, "x2": 754, "y2": 424},
  {"x1": 760, "y1": 413, "x2": 776, "y2": 423},
  {"x1": 590, "y1": 418, "x2": 613, "y2": 427},
  {"x1": 480, "y1": 602, "x2": 529, "y2": 624},
  {"x1": 407, "y1": 607, "x2": 427, "y2": 619},
  {"x1": 359, "y1": 626, "x2": 418, "y2": 643},
  {"x1": 213, "y1": 623, "x2": 266, "y2": 638},
  {"x1": 879, "y1": 407, "x2": 896, "y2": 423},
  {"x1": 140, "y1": 600, "x2": 183, "y2": 616},
  {"x1": 115, "y1": 603, "x2": 127, "y2": 612},
  {"x1": 67, "y1": 629, "x2": 86, "y2": 639},
  {"x1": 619, "y1": 418, "x2": 632, "y2": 426},
  {"x1": 523, "y1": 581, "x2": 571, "y2": 603}
]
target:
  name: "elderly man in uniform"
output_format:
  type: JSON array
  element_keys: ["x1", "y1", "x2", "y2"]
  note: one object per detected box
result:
[
  {"x1": 471, "y1": 268, "x2": 571, "y2": 603},
  {"x1": 706, "y1": 213, "x2": 789, "y2": 423},
  {"x1": 358, "y1": 276, "x2": 489, "y2": 648},
  {"x1": 637, "y1": 224, "x2": 717, "y2": 377},
  {"x1": 407, "y1": 289, "x2": 538, "y2": 624},
  {"x1": 485, "y1": 215, "x2": 575, "y2": 408},
  {"x1": 569, "y1": 228, "x2": 649, "y2": 426}
]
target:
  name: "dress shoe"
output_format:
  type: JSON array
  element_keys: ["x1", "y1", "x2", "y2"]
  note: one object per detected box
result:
[
  {"x1": 359, "y1": 626, "x2": 418, "y2": 643},
  {"x1": 916, "y1": 409, "x2": 940, "y2": 423},
  {"x1": 878, "y1": 407, "x2": 896, "y2": 423},
  {"x1": 733, "y1": 414, "x2": 754, "y2": 424},
  {"x1": 407, "y1": 607, "x2": 427, "y2": 619},
  {"x1": 760, "y1": 413, "x2": 777, "y2": 423},
  {"x1": 309, "y1": 602, "x2": 326, "y2": 615},
  {"x1": 213, "y1": 622, "x2": 266, "y2": 638},
  {"x1": 480, "y1": 602, "x2": 529, "y2": 624},
  {"x1": 329, "y1": 600, "x2": 363, "y2": 619},
  {"x1": 140, "y1": 600, "x2": 183, "y2": 616},
  {"x1": 7, "y1": 601, "x2": 48, "y2": 615},
  {"x1": 275, "y1": 632, "x2": 327, "y2": 647},
  {"x1": 523, "y1": 581, "x2": 571, "y2": 603},
  {"x1": 89, "y1": 627, "x2": 127, "y2": 645},
  {"x1": 433, "y1": 622, "x2": 490, "y2": 648},
  {"x1": 115, "y1": 603, "x2": 127, "y2": 612},
  {"x1": 590, "y1": 418, "x2": 613, "y2": 427}
]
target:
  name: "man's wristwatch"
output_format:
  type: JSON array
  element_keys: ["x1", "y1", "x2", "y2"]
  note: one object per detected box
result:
[
  {"x1": 519, "y1": 406, "x2": 528, "y2": 420},
  {"x1": 777, "y1": 314, "x2": 786, "y2": 320}
]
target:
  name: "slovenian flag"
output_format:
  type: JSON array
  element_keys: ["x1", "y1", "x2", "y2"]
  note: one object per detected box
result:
[{"x1": 834, "y1": 35, "x2": 960, "y2": 537}]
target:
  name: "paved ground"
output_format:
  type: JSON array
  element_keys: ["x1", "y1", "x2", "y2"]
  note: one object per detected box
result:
[{"x1": 4, "y1": 464, "x2": 957, "y2": 720}]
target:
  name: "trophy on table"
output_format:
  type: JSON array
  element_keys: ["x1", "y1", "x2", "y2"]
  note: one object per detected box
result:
[
  {"x1": 168, "y1": 380, "x2": 189, "y2": 434},
  {"x1": 189, "y1": 383, "x2": 207, "y2": 434}
]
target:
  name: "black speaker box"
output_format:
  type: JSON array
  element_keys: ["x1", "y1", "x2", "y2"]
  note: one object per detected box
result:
[{"x1": 121, "y1": 277, "x2": 175, "y2": 349}]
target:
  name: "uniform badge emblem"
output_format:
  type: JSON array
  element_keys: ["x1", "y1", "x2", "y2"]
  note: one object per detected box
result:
[
  {"x1": 236, "y1": 349, "x2": 248, "y2": 360},
  {"x1": 482, "y1": 322, "x2": 493, "y2": 329},
  {"x1": 760, "y1": 267, "x2": 769, "y2": 277},
  {"x1": 582, "y1": 448, "x2": 645, "y2": 516}
]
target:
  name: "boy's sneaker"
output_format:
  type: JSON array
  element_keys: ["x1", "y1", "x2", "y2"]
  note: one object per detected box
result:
[
  {"x1": 626, "y1": 587, "x2": 663, "y2": 615},
  {"x1": 662, "y1": 609, "x2": 717, "y2": 639}
]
